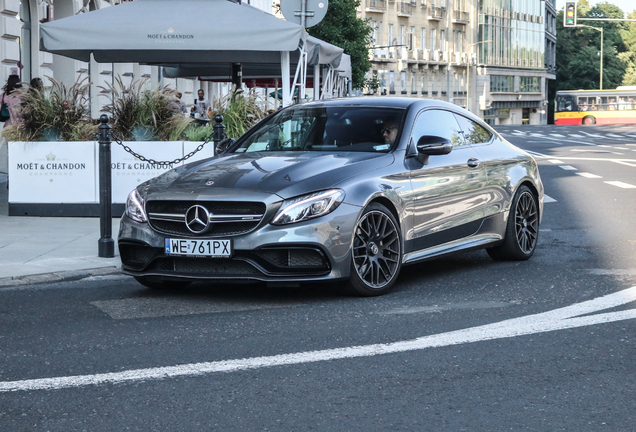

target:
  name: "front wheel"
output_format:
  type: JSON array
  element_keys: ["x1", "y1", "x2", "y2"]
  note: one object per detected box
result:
[
  {"x1": 344, "y1": 203, "x2": 402, "y2": 296},
  {"x1": 487, "y1": 185, "x2": 539, "y2": 261},
  {"x1": 583, "y1": 116, "x2": 596, "y2": 125}
]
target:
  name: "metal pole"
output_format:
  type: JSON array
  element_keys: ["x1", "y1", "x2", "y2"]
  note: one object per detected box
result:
[
  {"x1": 97, "y1": 114, "x2": 114, "y2": 258},
  {"x1": 600, "y1": 27, "x2": 603, "y2": 90},
  {"x1": 213, "y1": 114, "x2": 226, "y2": 154}
]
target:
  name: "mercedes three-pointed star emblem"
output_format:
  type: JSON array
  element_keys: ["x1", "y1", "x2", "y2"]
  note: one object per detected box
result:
[{"x1": 185, "y1": 205, "x2": 211, "y2": 234}]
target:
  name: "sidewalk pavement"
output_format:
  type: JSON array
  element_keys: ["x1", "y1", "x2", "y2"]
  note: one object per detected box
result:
[{"x1": 0, "y1": 173, "x2": 122, "y2": 288}]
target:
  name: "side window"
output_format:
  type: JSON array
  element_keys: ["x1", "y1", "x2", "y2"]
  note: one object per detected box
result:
[
  {"x1": 453, "y1": 114, "x2": 492, "y2": 145},
  {"x1": 411, "y1": 109, "x2": 465, "y2": 147}
]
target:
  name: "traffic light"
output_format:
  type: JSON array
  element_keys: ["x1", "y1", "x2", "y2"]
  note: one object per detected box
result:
[{"x1": 564, "y1": 1, "x2": 577, "y2": 27}]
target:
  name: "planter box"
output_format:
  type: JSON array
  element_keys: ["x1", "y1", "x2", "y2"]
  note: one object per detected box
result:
[{"x1": 8, "y1": 140, "x2": 215, "y2": 217}]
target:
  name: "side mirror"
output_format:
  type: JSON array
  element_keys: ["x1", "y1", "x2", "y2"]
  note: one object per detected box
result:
[
  {"x1": 415, "y1": 135, "x2": 452, "y2": 164},
  {"x1": 416, "y1": 135, "x2": 453, "y2": 155}
]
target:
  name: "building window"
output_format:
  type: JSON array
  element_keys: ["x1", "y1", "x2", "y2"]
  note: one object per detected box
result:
[
  {"x1": 388, "y1": 24, "x2": 394, "y2": 46},
  {"x1": 490, "y1": 75, "x2": 514, "y2": 92},
  {"x1": 421, "y1": 28, "x2": 426, "y2": 50},
  {"x1": 431, "y1": 28, "x2": 436, "y2": 51},
  {"x1": 400, "y1": 26, "x2": 405, "y2": 47},
  {"x1": 520, "y1": 76, "x2": 540, "y2": 92},
  {"x1": 440, "y1": 30, "x2": 445, "y2": 51}
]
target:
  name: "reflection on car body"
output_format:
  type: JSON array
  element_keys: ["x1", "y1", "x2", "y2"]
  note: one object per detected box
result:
[{"x1": 118, "y1": 97, "x2": 543, "y2": 296}]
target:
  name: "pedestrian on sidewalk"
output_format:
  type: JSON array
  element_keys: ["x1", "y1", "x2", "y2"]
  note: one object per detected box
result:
[
  {"x1": 1, "y1": 67, "x2": 23, "y2": 187},
  {"x1": 1, "y1": 67, "x2": 23, "y2": 129}
]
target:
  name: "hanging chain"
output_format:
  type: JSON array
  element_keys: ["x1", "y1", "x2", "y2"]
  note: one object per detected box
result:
[{"x1": 109, "y1": 131, "x2": 214, "y2": 166}]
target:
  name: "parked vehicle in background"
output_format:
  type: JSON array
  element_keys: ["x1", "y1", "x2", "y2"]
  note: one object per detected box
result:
[
  {"x1": 555, "y1": 88, "x2": 636, "y2": 125},
  {"x1": 118, "y1": 97, "x2": 544, "y2": 296}
]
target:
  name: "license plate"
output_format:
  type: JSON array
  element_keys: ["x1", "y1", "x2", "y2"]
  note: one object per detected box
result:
[{"x1": 165, "y1": 238, "x2": 232, "y2": 258}]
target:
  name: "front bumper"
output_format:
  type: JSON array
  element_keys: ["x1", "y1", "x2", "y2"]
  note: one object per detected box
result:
[{"x1": 118, "y1": 202, "x2": 361, "y2": 283}]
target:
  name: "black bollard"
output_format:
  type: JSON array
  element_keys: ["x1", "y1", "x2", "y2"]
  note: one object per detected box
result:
[
  {"x1": 213, "y1": 114, "x2": 226, "y2": 155},
  {"x1": 98, "y1": 114, "x2": 114, "y2": 258}
]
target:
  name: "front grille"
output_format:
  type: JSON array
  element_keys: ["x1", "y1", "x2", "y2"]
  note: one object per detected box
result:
[
  {"x1": 119, "y1": 242, "x2": 159, "y2": 270},
  {"x1": 256, "y1": 249, "x2": 327, "y2": 268},
  {"x1": 146, "y1": 200, "x2": 266, "y2": 237},
  {"x1": 147, "y1": 257, "x2": 260, "y2": 276}
]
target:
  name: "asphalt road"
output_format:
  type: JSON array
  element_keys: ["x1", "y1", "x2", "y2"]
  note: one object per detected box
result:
[{"x1": 1, "y1": 125, "x2": 636, "y2": 431}]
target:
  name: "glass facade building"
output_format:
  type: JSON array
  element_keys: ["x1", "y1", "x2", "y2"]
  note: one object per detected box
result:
[{"x1": 359, "y1": 0, "x2": 557, "y2": 125}]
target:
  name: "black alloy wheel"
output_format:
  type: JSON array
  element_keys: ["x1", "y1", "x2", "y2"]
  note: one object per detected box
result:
[
  {"x1": 487, "y1": 185, "x2": 539, "y2": 261},
  {"x1": 346, "y1": 203, "x2": 402, "y2": 296}
]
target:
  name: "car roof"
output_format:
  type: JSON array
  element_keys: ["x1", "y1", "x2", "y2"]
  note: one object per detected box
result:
[{"x1": 300, "y1": 97, "x2": 460, "y2": 110}]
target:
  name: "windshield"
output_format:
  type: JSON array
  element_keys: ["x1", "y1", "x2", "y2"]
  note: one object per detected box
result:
[{"x1": 234, "y1": 106, "x2": 405, "y2": 154}]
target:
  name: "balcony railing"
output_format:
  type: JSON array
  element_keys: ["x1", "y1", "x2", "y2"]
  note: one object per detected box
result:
[
  {"x1": 365, "y1": 0, "x2": 387, "y2": 11},
  {"x1": 428, "y1": 6, "x2": 443, "y2": 20},
  {"x1": 452, "y1": 10, "x2": 469, "y2": 23},
  {"x1": 398, "y1": 2, "x2": 413, "y2": 16}
]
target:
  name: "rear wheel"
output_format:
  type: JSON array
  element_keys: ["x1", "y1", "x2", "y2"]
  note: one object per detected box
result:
[
  {"x1": 134, "y1": 276, "x2": 192, "y2": 290},
  {"x1": 583, "y1": 116, "x2": 596, "y2": 125},
  {"x1": 344, "y1": 203, "x2": 402, "y2": 296},
  {"x1": 487, "y1": 185, "x2": 539, "y2": 261}
]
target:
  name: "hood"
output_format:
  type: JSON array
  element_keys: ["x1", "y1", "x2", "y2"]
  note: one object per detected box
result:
[{"x1": 145, "y1": 151, "x2": 394, "y2": 200}]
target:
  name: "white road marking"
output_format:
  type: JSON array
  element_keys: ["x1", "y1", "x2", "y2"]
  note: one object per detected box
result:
[
  {"x1": 548, "y1": 159, "x2": 564, "y2": 164},
  {"x1": 2, "y1": 286, "x2": 636, "y2": 393},
  {"x1": 570, "y1": 149, "x2": 611, "y2": 153},
  {"x1": 576, "y1": 172, "x2": 603, "y2": 179},
  {"x1": 550, "y1": 134, "x2": 566, "y2": 138},
  {"x1": 544, "y1": 194, "x2": 557, "y2": 203},
  {"x1": 559, "y1": 165, "x2": 578, "y2": 171},
  {"x1": 604, "y1": 181, "x2": 636, "y2": 189},
  {"x1": 582, "y1": 132, "x2": 603, "y2": 137},
  {"x1": 607, "y1": 133, "x2": 625, "y2": 138},
  {"x1": 598, "y1": 145, "x2": 612, "y2": 147},
  {"x1": 568, "y1": 134, "x2": 585, "y2": 138},
  {"x1": 612, "y1": 160, "x2": 636, "y2": 167},
  {"x1": 613, "y1": 147, "x2": 630, "y2": 150}
]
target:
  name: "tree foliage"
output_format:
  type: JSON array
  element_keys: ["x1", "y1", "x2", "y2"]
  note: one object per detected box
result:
[
  {"x1": 307, "y1": 0, "x2": 372, "y2": 90},
  {"x1": 556, "y1": 1, "x2": 636, "y2": 90}
]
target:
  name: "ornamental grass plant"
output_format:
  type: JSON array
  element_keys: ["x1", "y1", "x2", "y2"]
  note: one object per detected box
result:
[
  {"x1": 100, "y1": 75, "x2": 192, "y2": 141},
  {"x1": 1, "y1": 75, "x2": 97, "y2": 142}
]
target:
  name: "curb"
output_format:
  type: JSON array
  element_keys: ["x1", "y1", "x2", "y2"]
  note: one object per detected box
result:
[{"x1": 0, "y1": 266, "x2": 123, "y2": 289}]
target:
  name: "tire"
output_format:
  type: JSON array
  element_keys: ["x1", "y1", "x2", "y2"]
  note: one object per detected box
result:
[
  {"x1": 343, "y1": 203, "x2": 402, "y2": 296},
  {"x1": 134, "y1": 276, "x2": 192, "y2": 290},
  {"x1": 583, "y1": 116, "x2": 596, "y2": 125},
  {"x1": 487, "y1": 185, "x2": 539, "y2": 261}
]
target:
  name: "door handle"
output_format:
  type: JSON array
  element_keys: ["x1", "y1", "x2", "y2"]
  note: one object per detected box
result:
[{"x1": 467, "y1": 158, "x2": 480, "y2": 168}]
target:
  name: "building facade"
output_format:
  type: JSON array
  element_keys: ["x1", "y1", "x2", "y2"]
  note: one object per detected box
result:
[{"x1": 359, "y1": 0, "x2": 557, "y2": 125}]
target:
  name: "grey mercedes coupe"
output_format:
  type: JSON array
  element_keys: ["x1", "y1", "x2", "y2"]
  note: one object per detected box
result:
[{"x1": 118, "y1": 97, "x2": 543, "y2": 296}]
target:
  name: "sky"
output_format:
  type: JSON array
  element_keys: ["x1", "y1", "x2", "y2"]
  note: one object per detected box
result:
[{"x1": 555, "y1": 0, "x2": 636, "y2": 15}]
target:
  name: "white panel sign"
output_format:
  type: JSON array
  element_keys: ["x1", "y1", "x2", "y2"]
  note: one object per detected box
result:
[
  {"x1": 8, "y1": 141, "x2": 97, "y2": 203},
  {"x1": 182, "y1": 141, "x2": 215, "y2": 165},
  {"x1": 111, "y1": 141, "x2": 184, "y2": 203}
]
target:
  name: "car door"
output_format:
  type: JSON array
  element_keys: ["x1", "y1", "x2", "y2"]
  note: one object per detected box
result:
[
  {"x1": 452, "y1": 113, "x2": 505, "y2": 222},
  {"x1": 405, "y1": 109, "x2": 488, "y2": 253}
]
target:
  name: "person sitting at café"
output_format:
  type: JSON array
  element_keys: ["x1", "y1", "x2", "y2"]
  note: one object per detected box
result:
[{"x1": 191, "y1": 89, "x2": 210, "y2": 118}]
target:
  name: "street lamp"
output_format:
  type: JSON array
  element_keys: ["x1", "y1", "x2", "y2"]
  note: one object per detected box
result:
[
  {"x1": 578, "y1": 25, "x2": 604, "y2": 90},
  {"x1": 465, "y1": 40, "x2": 491, "y2": 114}
]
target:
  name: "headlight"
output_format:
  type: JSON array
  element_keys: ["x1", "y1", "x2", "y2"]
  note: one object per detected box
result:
[
  {"x1": 125, "y1": 188, "x2": 148, "y2": 223},
  {"x1": 272, "y1": 189, "x2": 345, "y2": 225}
]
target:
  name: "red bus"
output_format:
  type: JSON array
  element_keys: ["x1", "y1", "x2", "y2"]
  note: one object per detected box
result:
[{"x1": 555, "y1": 88, "x2": 636, "y2": 125}]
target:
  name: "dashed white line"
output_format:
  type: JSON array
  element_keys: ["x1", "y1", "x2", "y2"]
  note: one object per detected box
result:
[
  {"x1": 604, "y1": 181, "x2": 636, "y2": 189},
  {"x1": 1, "y1": 286, "x2": 635, "y2": 393},
  {"x1": 576, "y1": 172, "x2": 603, "y2": 179},
  {"x1": 559, "y1": 165, "x2": 578, "y2": 171},
  {"x1": 548, "y1": 159, "x2": 564, "y2": 164},
  {"x1": 544, "y1": 194, "x2": 557, "y2": 203},
  {"x1": 612, "y1": 160, "x2": 636, "y2": 167}
]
